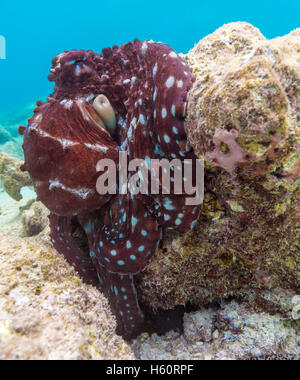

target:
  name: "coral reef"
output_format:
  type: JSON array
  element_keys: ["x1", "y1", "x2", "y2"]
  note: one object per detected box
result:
[
  {"x1": 0, "y1": 153, "x2": 32, "y2": 201},
  {"x1": 136, "y1": 23, "x2": 300, "y2": 312},
  {"x1": 21, "y1": 40, "x2": 201, "y2": 338},
  {"x1": 132, "y1": 298, "x2": 299, "y2": 360}
]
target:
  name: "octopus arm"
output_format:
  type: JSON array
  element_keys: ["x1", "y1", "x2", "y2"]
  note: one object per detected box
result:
[
  {"x1": 77, "y1": 198, "x2": 160, "y2": 338},
  {"x1": 91, "y1": 195, "x2": 162, "y2": 274},
  {"x1": 49, "y1": 214, "x2": 99, "y2": 286},
  {"x1": 98, "y1": 271, "x2": 144, "y2": 339}
]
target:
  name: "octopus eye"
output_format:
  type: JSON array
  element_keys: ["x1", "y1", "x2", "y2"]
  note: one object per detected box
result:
[{"x1": 93, "y1": 94, "x2": 117, "y2": 136}]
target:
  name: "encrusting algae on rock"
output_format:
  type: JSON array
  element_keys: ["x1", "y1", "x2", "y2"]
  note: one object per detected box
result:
[
  {"x1": 136, "y1": 23, "x2": 300, "y2": 314},
  {"x1": 0, "y1": 152, "x2": 32, "y2": 201}
]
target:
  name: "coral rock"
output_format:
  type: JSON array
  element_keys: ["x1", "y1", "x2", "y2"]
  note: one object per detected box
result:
[
  {"x1": 0, "y1": 231, "x2": 134, "y2": 360},
  {"x1": 0, "y1": 153, "x2": 32, "y2": 201},
  {"x1": 183, "y1": 308, "x2": 216, "y2": 344},
  {"x1": 132, "y1": 299, "x2": 299, "y2": 360},
  {"x1": 22, "y1": 201, "x2": 49, "y2": 237},
  {"x1": 136, "y1": 23, "x2": 300, "y2": 311}
]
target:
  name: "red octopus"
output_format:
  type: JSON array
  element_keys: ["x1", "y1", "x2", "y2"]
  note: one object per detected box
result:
[{"x1": 20, "y1": 40, "x2": 202, "y2": 339}]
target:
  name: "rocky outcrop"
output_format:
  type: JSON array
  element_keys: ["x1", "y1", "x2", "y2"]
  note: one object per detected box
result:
[
  {"x1": 22, "y1": 201, "x2": 49, "y2": 237},
  {"x1": 0, "y1": 221, "x2": 134, "y2": 360},
  {"x1": 132, "y1": 297, "x2": 299, "y2": 360},
  {"x1": 137, "y1": 23, "x2": 300, "y2": 312}
]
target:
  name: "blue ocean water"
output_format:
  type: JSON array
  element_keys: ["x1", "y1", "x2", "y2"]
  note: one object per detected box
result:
[{"x1": 0, "y1": 0, "x2": 300, "y2": 112}]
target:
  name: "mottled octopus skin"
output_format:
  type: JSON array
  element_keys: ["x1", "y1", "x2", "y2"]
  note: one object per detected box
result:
[{"x1": 21, "y1": 40, "x2": 201, "y2": 339}]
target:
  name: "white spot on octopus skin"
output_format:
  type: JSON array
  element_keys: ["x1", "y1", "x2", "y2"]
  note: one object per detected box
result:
[
  {"x1": 131, "y1": 77, "x2": 137, "y2": 86},
  {"x1": 171, "y1": 105, "x2": 176, "y2": 117},
  {"x1": 131, "y1": 117, "x2": 137, "y2": 129},
  {"x1": 141, "y1": 42, "x2": 148, "y2": 55},
  {"x1": 127, "y1": 124, "x2": 133, "y2": 140},
  {"x1": 166, "y1": 76, "x2": 175, "y2": 88},
  {"x1": 85, "y1": 94, "x2": 95, "y2": 102},
  {"x1": 164, "y1": 135, "x2": 170, "y2": 143},
  {"x1": 170, "y1": 51, "x2": 178, "y2": 58},
  {"x1": 162, "y1": 108, "x2": 167, "y2": 119},
  {"x1": 122, "y1": 58, "x2": 129, "y2": 66},
  {"x1": 153, "y1": 88, "x2": 158, "y2": 102},
  {"x1": 153, "y1": 63, "x2": 158, "y2": 78},
  {"x1": 52, "y1": 52, "x2": 67, "y2": 71},
  {"x1": 177, "y1": 80, "x2": 183, "y2": 88},
  {"x1": 75, "y1": 65, "x2": 81, "y2": 76},
  {"x1": 35, "y1": 113, "x2": 43, "y2": 123},
  {"x1": 139, "y1": 114, "x2": 146, "y2": 125},
  {"x1": 64, "y1": 100, "x2": 73, "y2": 110}
]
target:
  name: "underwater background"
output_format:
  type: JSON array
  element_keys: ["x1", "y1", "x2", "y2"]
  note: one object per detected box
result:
[
  {"x1": 0, "y1": 0, "x2": 300, "y2": 158},
  {"x1": 1, "y1": 0, "x2": 300, "y2": 108},
  {"x1": 0, "y1": 1, "x2": 300, "y2": 360}
]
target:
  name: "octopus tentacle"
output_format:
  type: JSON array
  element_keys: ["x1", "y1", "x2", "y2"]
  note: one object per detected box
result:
[
  {"x1": 49, "y1": 214, "x2": 99, "y2": 286},
  {"x1": 77, "y1": 209, "x2": 147, "y2": 338},
  {"x1": 95, "y1": 195, "x2": 162, "y2": 274},
  {"x1": 98, "y1": 271, "x2": 144, "y2": 340}
]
